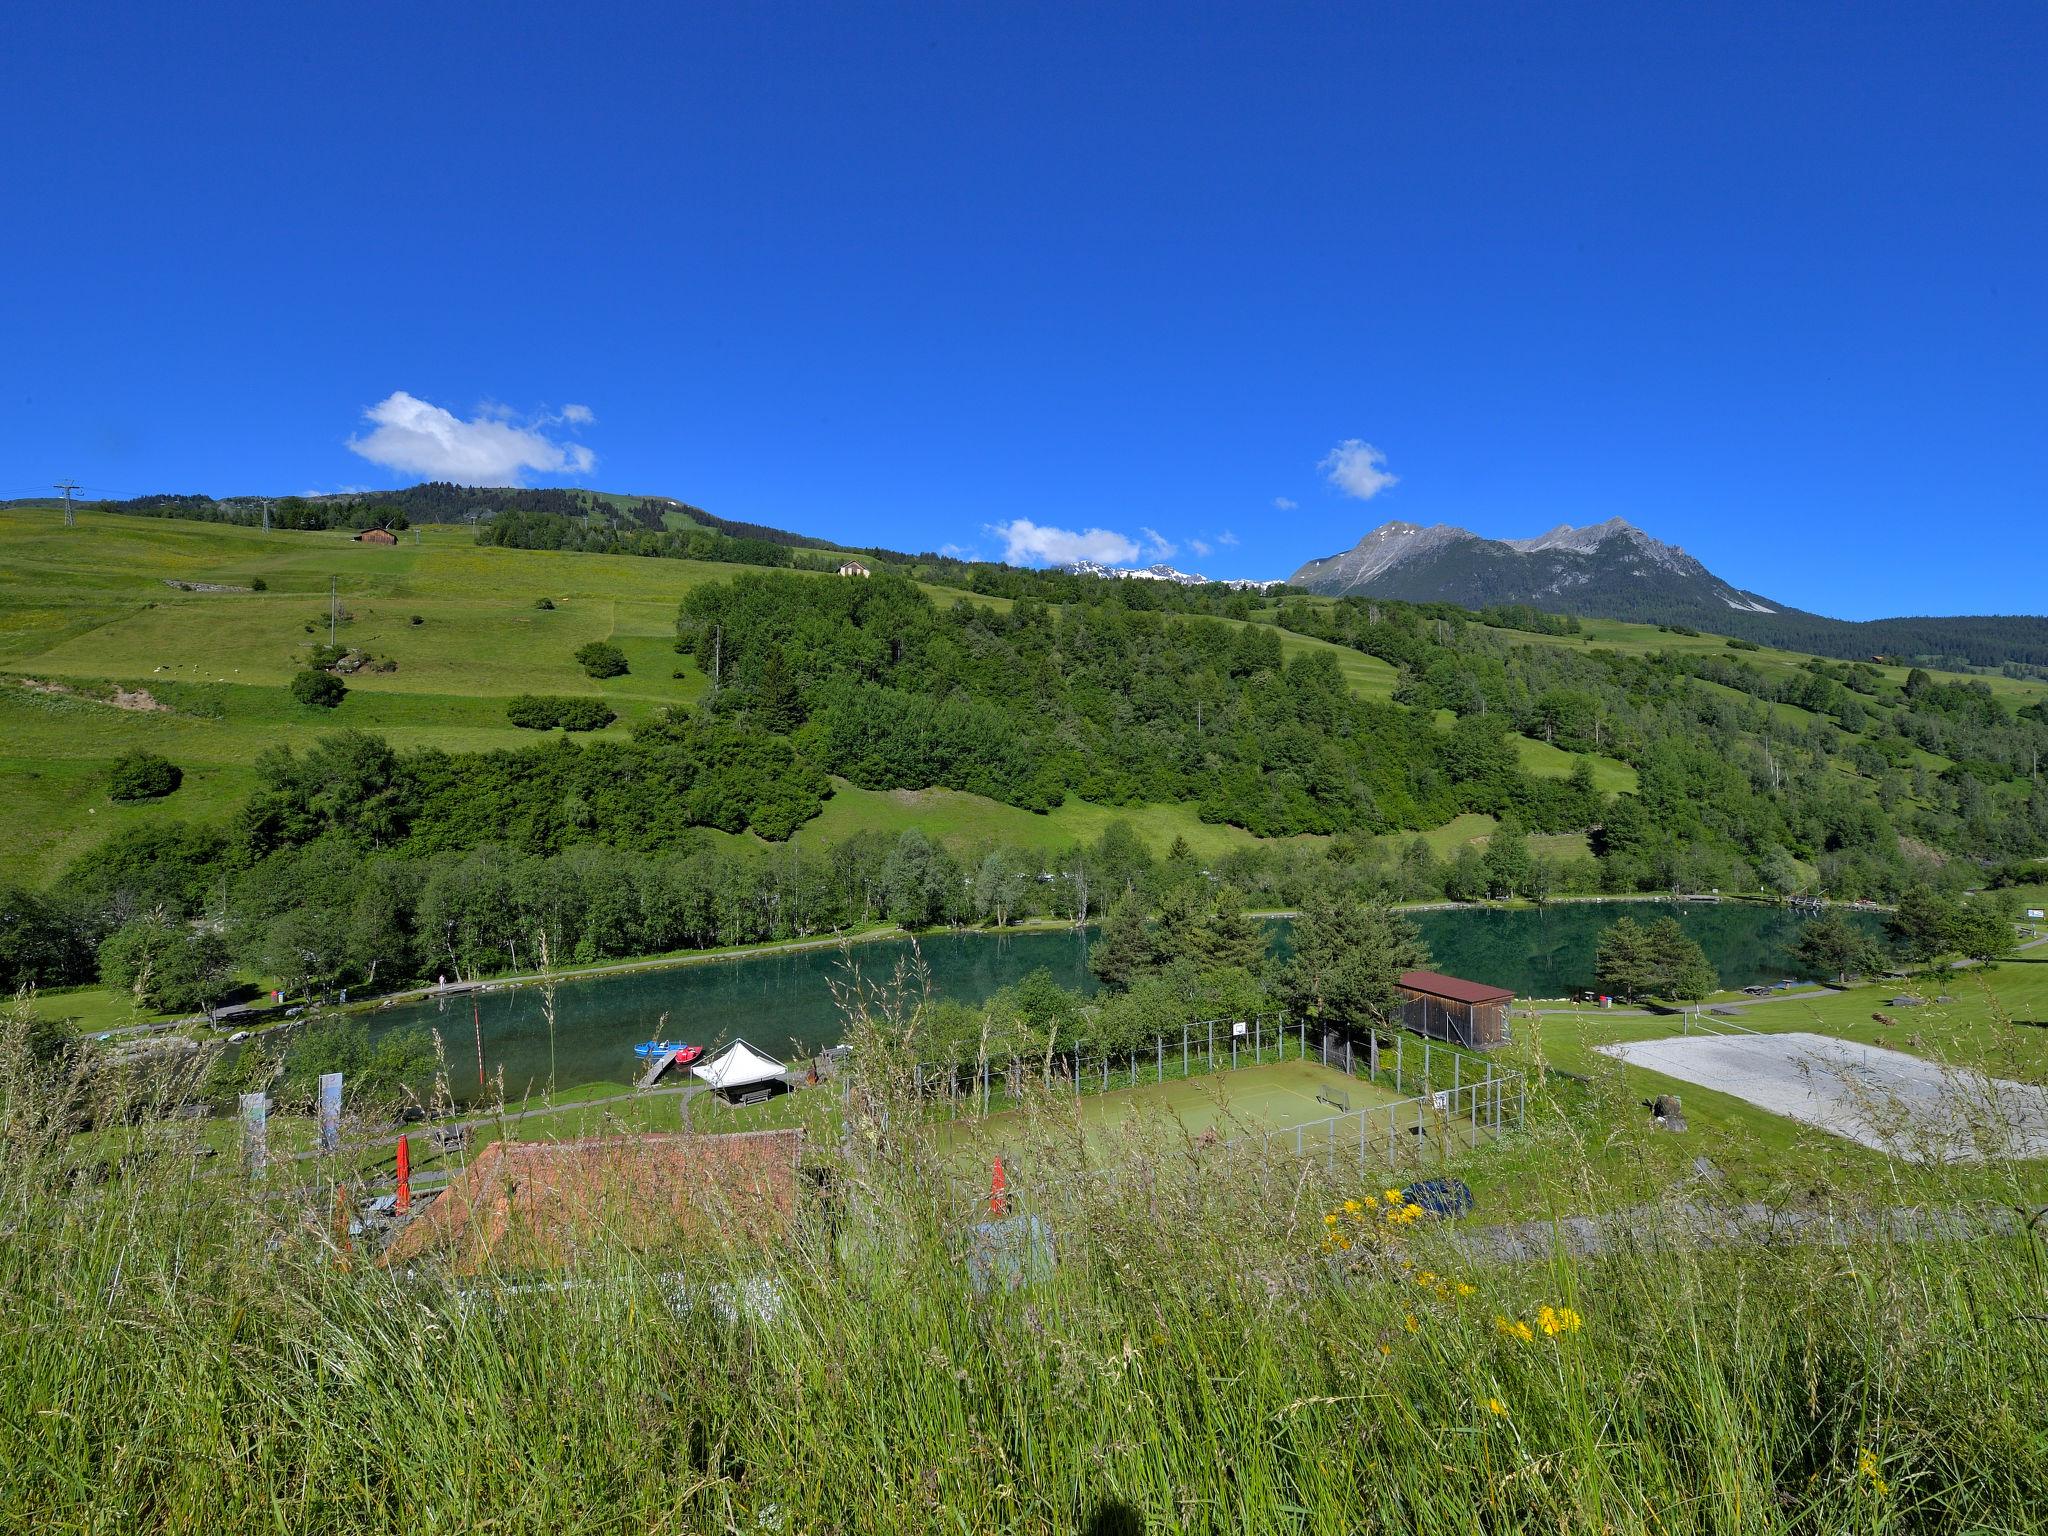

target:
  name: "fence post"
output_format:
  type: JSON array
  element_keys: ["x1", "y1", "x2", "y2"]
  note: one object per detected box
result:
[
  {"x1": 1182, "y1": 1023, "x2": 1189, "y2": 1078},
  {"x1": 1359, "y1": 1107, "x2": 1367, "y2": 1171},
  {"x1": 1395, "y1": 1034, "x2": 1403, "y2": 1092},
  {"x1": 1208, "y1": 1019, "x2": 1214, "y2": 1072},
  {"x1": 1452, "y1": 1053, "x2": 1460, "y2": 1101},
  {"x1": 1424, "y1": 1037, "x2": 1433, "y2": 1088},
  {"x1": 1299, "y1": 1019, "x2": 1306, "y2": 1060},
  {"x1": 1157, "y1": 1036, "x2": 1163, "y2": 1084},
  {"x1": 1255, "y1": 1016, "x2": 1262, "y2": 1064},
  {"x1": 1232, "y1": 1033, "x2": 1238, "y2": 1071}
]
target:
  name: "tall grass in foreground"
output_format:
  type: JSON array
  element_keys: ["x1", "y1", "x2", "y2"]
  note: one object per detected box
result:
[{"x1": 0, "y1": 983, "x2": 2044, "y2": 1534}]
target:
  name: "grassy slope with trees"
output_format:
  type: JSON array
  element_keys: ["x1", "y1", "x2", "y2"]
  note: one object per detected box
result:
[{"x1": 3, "y1": 503, "x2": 2045, "y2": 1021}]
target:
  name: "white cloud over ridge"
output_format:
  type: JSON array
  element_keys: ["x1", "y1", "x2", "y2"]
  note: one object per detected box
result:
[
  {"x1": 1320, "y1": 440, "x2": 1397, "y2": 501},
  {"x1": 1272, "y1": 497, "x2": 1297, "y2": 512},
  {"x1": 987, "y1": 518, "x2": 1141, "y2": 567},
  {"x1": 347, "y1": 391, "x2": 597, "y2": 484}
]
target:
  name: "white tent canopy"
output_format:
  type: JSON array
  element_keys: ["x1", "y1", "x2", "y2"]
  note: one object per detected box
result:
[{"x1": 692, "y1": 1039, "x2": 787, "y2": 1091}]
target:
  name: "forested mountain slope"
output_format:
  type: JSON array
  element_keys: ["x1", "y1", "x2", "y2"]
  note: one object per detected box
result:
[{"x1": 3, "y1": 506, "x2": 2045, "y2": 1004}]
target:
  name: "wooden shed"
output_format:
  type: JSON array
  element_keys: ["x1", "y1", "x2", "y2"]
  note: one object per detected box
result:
[
  {"x1": 353, "y1": 527, "x2": 399, "y2": 545},
  {"x1": 1396, "y1": 970, "x2": 1514, "y2": 1050}
]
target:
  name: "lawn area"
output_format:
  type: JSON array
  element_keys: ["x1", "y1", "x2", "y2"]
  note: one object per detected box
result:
[
  {"x1": 0, "y1": 509, "x2": 1003, "y2": 884},
  {"x1": 1371, "y1": 811, "x2": 1591, "y2": 867},
  {"x1": 939, "y1": 1057, "x2": 1409, "y2": 1165},
  {"x1": 1269, "y1": 626, "x2": 1400, "y2": 700},
  {"x1": 790, "y1": 781, "x2": 1301, "y2": 860},
  {"x1": 1512, "y1": 734, "x2": 1639, "y2": 794},
  {"x1": 1470, "y1": 956, "x2": 2048, "y2": 1214}
]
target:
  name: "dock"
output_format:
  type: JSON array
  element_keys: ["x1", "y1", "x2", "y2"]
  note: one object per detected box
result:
[{"x1": 637, "y1": 1049, "x2": 681, "y2": 1090}]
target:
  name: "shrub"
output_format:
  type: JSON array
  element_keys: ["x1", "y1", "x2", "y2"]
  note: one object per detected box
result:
[
  {"x1": 409, "y1": 615, "x2": 424, "y2": 626},
  {"x1": 249, "y1": 576, "x2": 267, "y2": 592},
  {"x1": 573, "y1": 640, "x2": 629, "y2": 679},
  {"x1": 535, "y1": 598, "x2": 555, "y2": 611},
  {"x1": 290, "y1": 670, "x2": 346, "y2": 709},
  {"x1": 506, "y1": 695, "x2": 617, "y2": 732},
  {"x1": 107, "y1": 750, "x2": 183, "y2": 802}
]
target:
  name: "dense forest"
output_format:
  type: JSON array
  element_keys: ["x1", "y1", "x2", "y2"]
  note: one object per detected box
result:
[{"x1": 3, "y1": 565, "x2": 2044, "y2": 1008}]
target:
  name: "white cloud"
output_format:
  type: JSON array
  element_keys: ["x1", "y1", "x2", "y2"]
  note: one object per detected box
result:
[
  {"x1": 347, "y1": 391, "x2": 597, "y2": 484},
  {"x1": 987, "y1": 519, "x2": 1141, "y2": 567},
  {"x1": 1271, "y1": 497, "x2": 1297, "y2": 512},
  {"x1": 1319, "y1": 439, "x2": 1398, "y2": 501},
  {"x1": 1189, "y1": 538, "x2": 1212, "y2": 558},
  {"x1": 560, "y1": 403, "x2": 595, "y2": 425},
  {"x1": 1139, "y1": 526, "x2": 1175, "y2": 561},
  {"x1": 938, "y1": 542, "x2": 973, "y2": 559},
  {"x1": 1217, "y1": 529, "x2": 1239, "y2": 545}
]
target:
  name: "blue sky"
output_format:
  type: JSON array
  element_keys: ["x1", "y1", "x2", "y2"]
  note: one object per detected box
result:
[{"x1": 3, "y1": 2, "x2": 2042, "y2": 618}]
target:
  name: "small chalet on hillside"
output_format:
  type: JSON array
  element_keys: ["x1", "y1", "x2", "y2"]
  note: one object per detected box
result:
[
  {"x1": 1395, "y1": 970, "x2": 1515, "y2": 1050},
  {"x1": 353, "y1": 527, "x2": 398, "y2": 546},
  {"x1": 837, "y1": 559, "x2": 871, "y2": 578}
]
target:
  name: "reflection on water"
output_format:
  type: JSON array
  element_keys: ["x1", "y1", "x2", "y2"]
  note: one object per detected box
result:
[{"x1": 367, "y1": 901, "x2": 1883, "y2": 1099}]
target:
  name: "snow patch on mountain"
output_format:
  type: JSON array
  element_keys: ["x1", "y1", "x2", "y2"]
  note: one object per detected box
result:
[{"x1": 1062, "y1": 560, "x2": 1281, "y2": 590}]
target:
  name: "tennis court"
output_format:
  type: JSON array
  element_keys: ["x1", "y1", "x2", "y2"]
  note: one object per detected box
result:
[{"x1": 942, "y1": 1058, "x2": 1409, "y2": 1165}]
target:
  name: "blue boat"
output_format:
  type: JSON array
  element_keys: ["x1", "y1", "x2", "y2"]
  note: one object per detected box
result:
[{"x1": 632, "y1": 1040, "x2": 702, "y2": 1065}]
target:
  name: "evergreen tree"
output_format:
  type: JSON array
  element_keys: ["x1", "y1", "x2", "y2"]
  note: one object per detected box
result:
[
  {"x1": 1088, "y1": 896, "x2": 1161, "y2": 992},
  {"x1": 1195, "y1": 885, "x2": 1269, "y2": 972},
  {"x1": 1593, "y1": 916, "x2": 1658, "y2": 1002},
  {"x1": 1272, "y1": 899, "x2": 1428, "y2": 1027},
  {"x1": 1786, "y1": 911, "x2": 1882, "y2": 986},
  {"x1": 1645, "y1": 917, "x2": 1718, "y2": 1001},
  {"x1": 1483, "y1": 822, "x2": 1532, "y2": 900},
  {"x1": 1886, "y1": 885, "x2": 1958, "y2": 966}
]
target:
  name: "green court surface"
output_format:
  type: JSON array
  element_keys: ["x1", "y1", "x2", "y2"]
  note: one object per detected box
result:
[{"x1": 941, "y1": 1058, "x2": 1411, "y2": 1167}]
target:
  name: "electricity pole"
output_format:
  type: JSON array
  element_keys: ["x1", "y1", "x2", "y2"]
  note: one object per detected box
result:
[
  {"x1": 53, "y1": 481, "x2": 79, "y2": 527},
  {"x1": 329, "y1": 576, "x2": 338, "y2": 646}
]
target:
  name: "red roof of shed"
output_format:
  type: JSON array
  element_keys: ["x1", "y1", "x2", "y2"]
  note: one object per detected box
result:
[{"x1": 1398, "y1": 970, "x2": 1515, "y2": 1005}]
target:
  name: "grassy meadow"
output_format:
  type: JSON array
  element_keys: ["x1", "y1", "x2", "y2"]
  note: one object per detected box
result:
[
  {"x1": 4, "y1": 958, "x2": 2045, "y2": 1532},
  {"x1": 0, "y1": 505, "x2": 1650, "y2": 890}
]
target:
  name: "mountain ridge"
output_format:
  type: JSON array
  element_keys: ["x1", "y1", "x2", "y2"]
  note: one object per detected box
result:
[
  {"x1": 1288, "y1": 516, "x2": 2048, "y2": 670},
  {"x1": 1290, "y1": 516, "x2": 1780, "y2": 615}
]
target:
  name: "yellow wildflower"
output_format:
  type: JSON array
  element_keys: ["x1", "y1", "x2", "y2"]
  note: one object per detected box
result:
[
  {"x1": 1362, "y1": 1194, "x2": 1378, "y2": 1208},
  {"x1": 1857, "y1": 1448, "x2": 1889, "y2": 1497},
  {"x1": 1403, "y1": 1313, "x2": 1420, "y2": 1332},
  {"x1": 1383, "y1": 1189, "x2": 1403, "y2": 1205},
  {"x1": 1324, "y1": 1212, "x2": 1339, "y2": 1227},
  {"x1": 1343, "y1": 1199, "x2": 1362, "y2": 1215},
  {"x1": 1416, "y1": 1270, "x2": 1437, "y2": 1286},
  {"x1": 1456, "y1": 1282, "x2": 1476, "y2": 1297},
  {"x1": 1536, "y1": 1305, "x2": 1584, "y2": 1338},
  {"x1": 1403, "y1": 1202, "x2": 1424, "y2": 1221},
  {"x1": 1485, "y1": 1397, "x2": 1506, "y2": 1417}
]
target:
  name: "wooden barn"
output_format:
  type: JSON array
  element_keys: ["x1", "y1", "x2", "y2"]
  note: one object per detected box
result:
[
  {"x1": 353, "y1": 527, "x2": 399, "y2": 545},
  {"x1": 1396, "y1": 970, "x2": 1515, "y2": 1050}
]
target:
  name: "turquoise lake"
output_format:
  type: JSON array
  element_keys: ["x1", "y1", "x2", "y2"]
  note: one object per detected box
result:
[{"x1": 368, "y1": 901, "x2": 1883, "y2": 1101}]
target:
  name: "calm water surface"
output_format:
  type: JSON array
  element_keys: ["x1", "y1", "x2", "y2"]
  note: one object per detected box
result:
[{"x1": 369, "y1": 902, "x2": 1882, "y2": 1100}]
